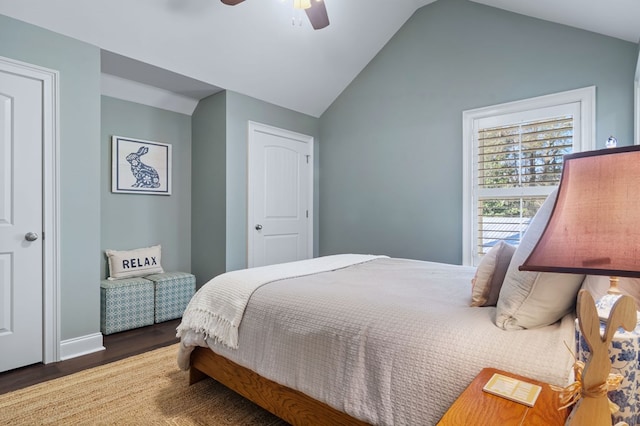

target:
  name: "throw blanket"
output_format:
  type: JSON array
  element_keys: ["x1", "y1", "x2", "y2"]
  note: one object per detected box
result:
[{"x1": 176, "y1": 254, "x2": 385, "y2": 348}]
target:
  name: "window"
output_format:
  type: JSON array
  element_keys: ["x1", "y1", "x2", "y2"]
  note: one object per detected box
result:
[
  {"x1": 635, "y1": 67, "x2": 639, "y2": 145},
  {"x1": 462, "y1": 87, "x2": 595, "y2": 266}
]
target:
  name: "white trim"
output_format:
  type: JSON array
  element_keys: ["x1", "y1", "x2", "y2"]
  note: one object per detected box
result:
[
  {"x1": 247, "y1": 121, "x2": 314, "y2": 268},
  {"x1": 101, "y1": 73, "x2": 199, "y2": 116},
  {"x1": 60, "y1": 333, "x2": 105, "y2": 360},
  {"x1": 462, "y1": 87, "x2": 596, "y2": 141},
  {"x1": 462, "y1": 87, "x2": 596, "y2": 266},
  {"x1": 633, "y1": 79, "x2": 640, "y2": 145},
  {"x1": 42, "y1": 62, "x2": 61, "y2": 365},
  {"x1": 0, "y1": 55, "x2": 61, "y2": 364},
  {"x1": 635, "y1": 50, "x2": 639, "y2": 145}
]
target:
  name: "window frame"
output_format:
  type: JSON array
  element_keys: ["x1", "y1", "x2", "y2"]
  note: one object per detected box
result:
[
  {"x1": 635, "y1": 55, "x2": 639, "y2": 145},
  {"x1": 462, "y1": 87, "x2": 596, "y2": 266}
]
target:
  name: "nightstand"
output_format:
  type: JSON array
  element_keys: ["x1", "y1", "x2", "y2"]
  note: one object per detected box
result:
[{"x1": 438, "y1": 368, "x2": 568, "y2": 425}]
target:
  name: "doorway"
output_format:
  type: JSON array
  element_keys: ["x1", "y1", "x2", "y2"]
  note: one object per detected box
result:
[
  {"x1": 247, "y1": 121, "x2": 313, "y2": 268},
  {"x1": 0, "y1": 55, "x2": 59, "y2": 371}
]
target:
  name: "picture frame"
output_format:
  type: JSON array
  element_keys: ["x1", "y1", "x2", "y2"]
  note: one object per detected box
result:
[{"x1": 111, "y1": 135, "x2": 172, "y2": 195}]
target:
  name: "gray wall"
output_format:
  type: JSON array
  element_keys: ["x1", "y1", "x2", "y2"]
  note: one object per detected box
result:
[
  {"x1": 2, "y1": 0, "x2": 637, "y2": 342},
  {"x1": 319, "y1": 0, "x2": 638, "y2": 265},
  {"x1": 190, "y1": 91, "x2": 319, "y2": 282},
  {"x1": 191, "y1": 91, "x2": 227, "y2": 287},
  {"x1": 225, "y1": 91, "x2": 320, "y2": 272},
  {"x1": 0, "y1": 14, "x2": 102, "y2": 340},
  {"x1": 100, "y1": 96, "x2": 192, "y2": 277}
]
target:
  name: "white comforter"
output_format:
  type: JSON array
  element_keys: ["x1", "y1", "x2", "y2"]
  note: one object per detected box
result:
[
  {"x1": 177, "y1": 254, "x2": 385, "y2": 348},
  {"x1": 178, "y1": 257, "x2": 575, "y2": 425}
]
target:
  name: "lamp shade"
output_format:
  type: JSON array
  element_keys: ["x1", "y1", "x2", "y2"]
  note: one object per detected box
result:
[{"x1": 520, "y1": 145, "x2": 640, "y2": 278}]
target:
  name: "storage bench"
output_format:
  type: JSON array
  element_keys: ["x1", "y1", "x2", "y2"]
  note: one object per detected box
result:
[
  {"x1": 146, "y1": 271, "x2": 196, "y2": 323},
  {"x1": 100, "y1": 277, "x2": 155, "y2": 335}
]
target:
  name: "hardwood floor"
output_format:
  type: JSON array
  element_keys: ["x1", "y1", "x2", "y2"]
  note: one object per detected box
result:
[{"x1": 0, "y1": 319, "x2": 181, "y2": 396}]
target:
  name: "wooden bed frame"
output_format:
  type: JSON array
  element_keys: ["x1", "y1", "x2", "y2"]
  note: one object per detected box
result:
[{"x1": 189, "y1": 346, "x2": 369, "y2": 426}]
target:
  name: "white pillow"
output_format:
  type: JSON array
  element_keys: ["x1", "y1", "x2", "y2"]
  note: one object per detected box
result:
[
  {"x1": 106, "y1": 245, "x2": 164, "y2": 280},
  {"x1": 470, "y1": 241, "x2": 516, "y2": 307},
  {"x1": 496, "y1": 190, "x2": 585, "y2": 330}
]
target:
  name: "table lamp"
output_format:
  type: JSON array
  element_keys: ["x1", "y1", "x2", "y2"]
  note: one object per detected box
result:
[{"x1": 519, "y1": 145, "x2": 640, "y2": 426}]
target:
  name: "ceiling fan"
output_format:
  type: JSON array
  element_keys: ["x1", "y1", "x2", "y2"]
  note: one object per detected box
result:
[{"x1": 221, "y1": 0, "x2": 330, "y2": 30}]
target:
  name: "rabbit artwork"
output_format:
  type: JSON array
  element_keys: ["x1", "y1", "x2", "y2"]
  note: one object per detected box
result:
[
  {"x1": 126, "y1": 146, "x2": 161, "y2": 188},
  {"x1": 566, "y1": 290, "x2": 637, "y2": 426}
]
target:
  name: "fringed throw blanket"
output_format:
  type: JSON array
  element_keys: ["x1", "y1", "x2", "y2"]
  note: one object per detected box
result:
[{"x1": 176, "y1": 254, "x2": 385, "y2": 349}]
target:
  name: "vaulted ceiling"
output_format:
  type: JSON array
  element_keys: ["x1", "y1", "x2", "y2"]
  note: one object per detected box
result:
[{"x1": 0, "y1": 0, "x2": 638, "y2": 117}]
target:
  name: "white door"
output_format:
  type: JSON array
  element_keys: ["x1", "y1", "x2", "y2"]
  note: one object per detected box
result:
[
  {"x1": 0, "y1": 68, "x2": 44, "y2": 372},
  {"x1": 248, "y1": 122, "x2": 313, "y2": 268}
]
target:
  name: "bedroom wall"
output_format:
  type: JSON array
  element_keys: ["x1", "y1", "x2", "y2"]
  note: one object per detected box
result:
[
  {"x1": 318, "y1": 0, "x2": 638, "y2": 264},
  {"x1": 100, "y1": 96, "x2": 192, "y2": 278},
  {"x1": 0, "y1": 14, "x2": 102, "y2": 341},
  {"x1": 191, "y1": 91, "x2": 227, "y2": 287},
  {"x1": 190, "y1": 91, "x2": 320, "y2": 282},
  {"x1": 224, "y1": 91, "x2": 320, "y2": 272}
]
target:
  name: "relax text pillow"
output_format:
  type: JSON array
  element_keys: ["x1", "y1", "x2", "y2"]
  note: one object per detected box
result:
[{"x1": 106, "y1": 245, "x2": 163, "y2": 280}]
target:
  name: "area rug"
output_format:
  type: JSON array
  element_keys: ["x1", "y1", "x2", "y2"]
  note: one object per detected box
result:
[{"x1": 0, "y1": 344, "x2": 288, "y2": 425}]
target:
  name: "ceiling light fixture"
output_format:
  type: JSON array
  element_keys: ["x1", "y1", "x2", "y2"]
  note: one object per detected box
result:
[
  {"x1": 221, "y1": 0, "x2": 329, "y2": 30},
  {"x1": 292, "y1": 0, "x2": 311, "y2": 9},
  {"x1": 290, "y1": 0, "x2": 311, "y2": 26}
]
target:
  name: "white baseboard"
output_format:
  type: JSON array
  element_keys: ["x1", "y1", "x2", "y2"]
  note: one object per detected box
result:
[{"x1": 60, "y1": 332, "x2": 105, "y2": 360}]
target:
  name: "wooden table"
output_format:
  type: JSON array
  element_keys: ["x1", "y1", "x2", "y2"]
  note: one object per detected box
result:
[{"x1": 438, "y1": 367, "x2": 568, "y2": 425}]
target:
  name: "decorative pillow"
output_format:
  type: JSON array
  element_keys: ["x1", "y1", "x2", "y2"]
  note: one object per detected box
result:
[
  {"x1": 106, "y1": 245, "x2": 164, "y2": 280},
  {"x1": 470, "y1": 241, "x2": 516, "y2": 307},
  {"x1": 495, "y1": 189, "x2": 585, "y2": 330},
  {"x1": 581, "y1": 275, "x2": 640, "y2": 311}
]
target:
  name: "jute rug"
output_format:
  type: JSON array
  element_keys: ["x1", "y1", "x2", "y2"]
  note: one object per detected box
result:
[{"x1": 0, "y1": 344, "x2": 288, "y2": 425}]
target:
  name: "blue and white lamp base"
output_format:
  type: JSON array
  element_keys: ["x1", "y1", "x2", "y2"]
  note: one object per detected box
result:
[{"x1": 576, "y1": 319, "x2": 640, "y2": 425}]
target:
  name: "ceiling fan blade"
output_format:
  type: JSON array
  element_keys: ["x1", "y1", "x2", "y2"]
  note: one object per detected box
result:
[
  {"x1": 305, "y1": 0, "x2": 329, "y2": 30},
  {"x1": 221, "y1": 0, "x2": 245, "y2": 5}
]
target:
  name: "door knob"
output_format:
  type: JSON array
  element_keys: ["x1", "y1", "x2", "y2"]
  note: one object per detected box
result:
[
  {"x1": 255, "y1": 224, "x2": 263, "y2": 230},
  {"x1": 25, "y1": 232, "x2": 39, "y2": 241}
]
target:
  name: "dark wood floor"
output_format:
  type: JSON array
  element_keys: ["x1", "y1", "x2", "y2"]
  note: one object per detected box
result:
[{"x1": 0, "y1": 319, "x2": 181, "y2": 396}]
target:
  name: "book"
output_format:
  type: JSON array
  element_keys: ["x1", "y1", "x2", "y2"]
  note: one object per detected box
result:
[{"x1": 482, "y1": 373, "x2": 542, "y2": 407}]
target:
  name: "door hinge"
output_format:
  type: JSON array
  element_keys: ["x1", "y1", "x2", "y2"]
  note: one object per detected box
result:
[
  {"x1": 306, "y1": 210, "x2": 309, "y2": 218},
  {"x1": 306, "y1": 155, "x2": 310, "y2": 164},
  {"x1": 42, "y1": 231, "x2": 45, "y2": 241}
]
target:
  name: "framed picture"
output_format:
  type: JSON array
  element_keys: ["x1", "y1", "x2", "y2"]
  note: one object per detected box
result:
[{"x1": 111, "y1": 135, "x2": 172, "y2": 195}]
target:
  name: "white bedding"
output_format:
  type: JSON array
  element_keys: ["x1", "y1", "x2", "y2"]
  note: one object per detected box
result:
[
  {"x1": 178, "y1": 257, "x2": 575, "y2": 425},
  {"x1": 177, "y1": 254, "x2": 385, "y2": 348}
]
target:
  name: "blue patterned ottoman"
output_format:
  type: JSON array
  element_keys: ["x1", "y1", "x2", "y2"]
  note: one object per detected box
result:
[
  {"x1": 100, "y1": 277, "x2": 155, "y2": 335},
  {"x1": 145, "y1": 272, "x2": 196, "y2": 323}
]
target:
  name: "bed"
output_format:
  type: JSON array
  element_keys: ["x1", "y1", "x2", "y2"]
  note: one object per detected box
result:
[
  {"x1": 175, "y1": 190, "x2": 593, "y2": 425},
  {"x1": 177, "y1": 253, "x2": 580, "y2": 425}
]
